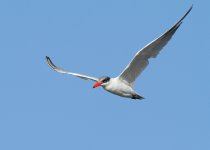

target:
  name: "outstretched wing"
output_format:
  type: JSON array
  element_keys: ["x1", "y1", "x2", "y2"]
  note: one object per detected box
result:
[
  {"x1": 46, "y1": 56, "x2": 99, "y2": 82},
  {"x1": 118, "y1": 5, "x2": 192, "y2": 85}
]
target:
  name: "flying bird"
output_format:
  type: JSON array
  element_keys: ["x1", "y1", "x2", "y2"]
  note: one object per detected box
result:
[{"x1": 46, "y1": 6, "x2": 192, "y2": 100}]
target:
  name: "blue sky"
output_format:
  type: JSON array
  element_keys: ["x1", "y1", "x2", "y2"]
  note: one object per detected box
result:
[{"x1": 0, "y1": 0, "x2": 209, "y2": 149}]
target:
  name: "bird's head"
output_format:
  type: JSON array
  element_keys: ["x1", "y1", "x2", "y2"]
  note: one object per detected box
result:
[{"x1": 93, "y1": 76, "x2": 111, "y2": 88}]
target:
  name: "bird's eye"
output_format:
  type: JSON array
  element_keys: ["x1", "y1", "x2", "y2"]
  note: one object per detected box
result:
[{"x1": 103, "y1": 77, "x2": 110, "y2": 83}]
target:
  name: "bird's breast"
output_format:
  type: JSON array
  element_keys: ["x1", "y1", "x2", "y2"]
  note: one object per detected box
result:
[{"x1": 103, "y1": 78, "x2": 135, "y2": 97}]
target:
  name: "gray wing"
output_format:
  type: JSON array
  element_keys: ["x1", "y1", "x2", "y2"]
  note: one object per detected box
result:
[
  {"x1": 46, "y1": 56, "x2": 99, "y2": 82},
  {"x1": 119, "y1": 5, "x2": 192, "y2": 85}
]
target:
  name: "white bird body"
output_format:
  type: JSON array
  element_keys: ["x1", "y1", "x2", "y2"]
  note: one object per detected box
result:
[
  {"x1": 46, "y1": 6, "x2": 192, "y2": 100},
  {"x1": 102, "y1": 77, "x2": 140, "y2": 99}
]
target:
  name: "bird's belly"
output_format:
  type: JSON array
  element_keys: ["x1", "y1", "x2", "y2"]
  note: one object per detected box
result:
[{"x1": 103, "y1": 81, "x2": 135, "y2": 98}]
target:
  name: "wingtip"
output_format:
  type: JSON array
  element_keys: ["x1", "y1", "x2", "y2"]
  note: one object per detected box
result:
[
  {"x1": 45, "y1": 56, "x2": 55, "y2": 69},
  {"x1": 45, "y1": 56, "x2": 53, "y2": 64},
  {"x1": 45, "y1": 56, "x2": 50, "y2": 60},
  {"x1": 190, "y1": 4, "x2": 194, "y2": 9},
  {"x1": 175, "y1": 4, "x2": 193, "y2": 27},
  {"x1": 187, "y1": 4, "x2": 193, "y2": 14},
  {"x1": 189, "y1": 4, "x2": 193, "y2": 12}
]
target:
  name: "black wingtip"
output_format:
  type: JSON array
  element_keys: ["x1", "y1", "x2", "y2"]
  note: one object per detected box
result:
[
  {"x1": 45, "y1": 56, "x2": 50, "y2": 61},
  {"x1": 45, "y1": 56, "x2": 56, "y2": 69},
  {"x1": 45, "y1": 56, "x2": 51, "y2": 65},
  {"x1": 181, "y1": 5, "x2": 193, "y2": 22},
  {"x1": 168, "y1": 5, "x2": 193, "y2": 34},
  {"x1": 188, "y1": 4, "x2": 193, "y2": 14},
  {"x1": 190, "y1": 4, "x2": 193, "y2": 10}
]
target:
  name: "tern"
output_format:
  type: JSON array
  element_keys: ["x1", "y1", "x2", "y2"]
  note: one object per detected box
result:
[{"x1": 46, "y1": 6, "x2": 192, "y2": 100}]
